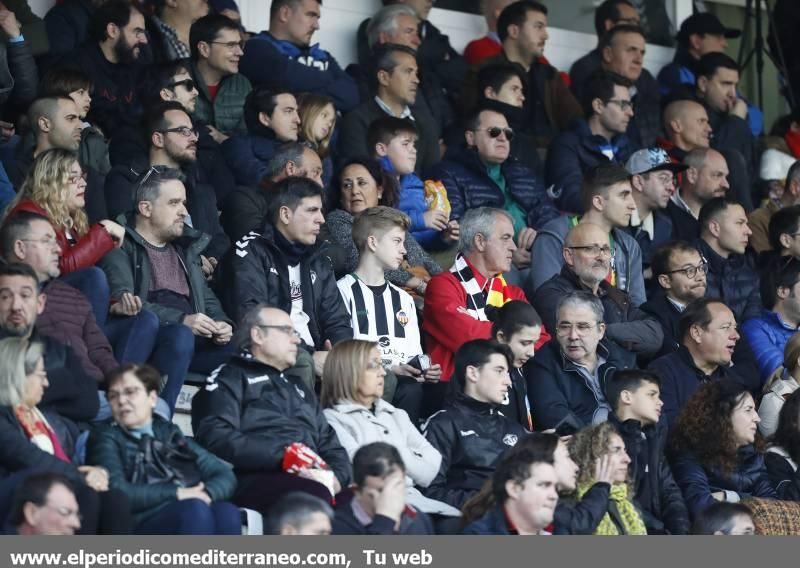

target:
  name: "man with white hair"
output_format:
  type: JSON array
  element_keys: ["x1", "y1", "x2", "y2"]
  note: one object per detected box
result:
[{"x1": 422, "y1": 207, "x2": 530, "y2": 384}]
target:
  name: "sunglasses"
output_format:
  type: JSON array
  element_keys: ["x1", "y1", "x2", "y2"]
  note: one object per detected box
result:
[
  {"x1": 168, "y1": 78, "x2": 196, "y2": 92},
  {"x1": 473, "y1": 126, "x2": 515, "y2": 141}
]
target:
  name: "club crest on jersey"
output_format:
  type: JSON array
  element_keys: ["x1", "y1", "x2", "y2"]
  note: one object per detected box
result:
[
  {"x1": 378, "y1": 336, "x2": 391, "y2": 348},
  {"x1": 503, "y1": 434, "x2": 519, "y2": 446},
  {"x1": 396, "y1": 310, "x2": 409, "y2": 327}
]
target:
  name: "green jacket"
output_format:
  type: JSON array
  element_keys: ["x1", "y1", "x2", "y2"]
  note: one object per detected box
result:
[
  {"x1": 87, "y1": 416, "x2": 237, "y2": 524},
  {"x1": 190, "y1": 60, "x2": 251, "y2": 136},
  {"x1": 99, "y1": 217, "x2": 230, "y2": 324}
]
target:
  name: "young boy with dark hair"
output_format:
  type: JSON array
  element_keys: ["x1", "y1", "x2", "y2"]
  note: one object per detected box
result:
[
  {"x1": 606, "y1": 369, "x2": 690, "y2": 534},
  {"x1": 337, "y1": 206, "x2": 441, "y2": 421},
  {"x1": 367, "y1": 116, "x2": 458, "y2": 250}
]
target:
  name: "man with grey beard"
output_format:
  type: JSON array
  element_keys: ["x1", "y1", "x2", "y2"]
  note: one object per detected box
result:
[{"x1": 533, "y1": 222, "x2": 663, "y2": 357}]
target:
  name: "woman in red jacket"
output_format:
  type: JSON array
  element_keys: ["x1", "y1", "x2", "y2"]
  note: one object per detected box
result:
[{"x1": 7, "y1": 148, "x2": 124, "y2": 325}]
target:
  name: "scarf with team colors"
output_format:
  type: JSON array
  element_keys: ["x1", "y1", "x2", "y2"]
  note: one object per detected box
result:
[{"x1": 451, "y1": 253, "x2": 511, "y2": 320}]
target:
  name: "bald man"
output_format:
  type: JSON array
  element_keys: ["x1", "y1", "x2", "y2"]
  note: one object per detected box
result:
[
  {"x1": 463, "y1": 0, "x2": 516, "y2": 65},
  {"x1": 532, "y1": 222, "x2": 663, "y2": 356},
  {"x1": 660, "y1": 99, "x2": 752, "y2": 211}
]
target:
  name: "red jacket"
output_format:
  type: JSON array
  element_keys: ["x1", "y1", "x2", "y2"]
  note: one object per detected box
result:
[
  {"x1": 464, "y1": 35, "x2": 503, "y2": 66},
  {"x1": 37, "y1": 279, "x2": 118, "y2": 383},
  {"x1": 11, "y1": 199, "x2": 115, "y2": 274},
  {"x1": 422, "y1": 258, "x2": 548, "y2": 380}
]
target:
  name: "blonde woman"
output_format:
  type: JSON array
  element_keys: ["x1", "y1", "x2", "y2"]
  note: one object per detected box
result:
[
  {"x1": 567, "y1": 422, "x2": 647, "y2": 535},
  {"x1": 0, "y1": 337, "x2": 132, "y2": 534},
  {"x1": 297, "y1": 93, "x2": 335, "y2": 186},
  {"x1": 320, "y1": 339, "x2": 459, "y2": 518},
  {"x1": 759, "y1": 333, "x2": 800, "y2": 438},
  {"x1": 9, "y1": 148, "x2": 124, "y2": 274}
]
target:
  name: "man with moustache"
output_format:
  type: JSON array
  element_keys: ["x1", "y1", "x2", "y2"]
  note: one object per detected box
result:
[
  {"x1": 532, "y1": 223, "x2": 663, "y2": 357},
  {"x1": 65, "y1": 0, "x2": 149, "y2": 135},
  {"x1": 104, "y1": 101, "x2": 229, "y2": 277},
  {"x1": 100, "y1": 168, "x2": 233, "y2": 413}
]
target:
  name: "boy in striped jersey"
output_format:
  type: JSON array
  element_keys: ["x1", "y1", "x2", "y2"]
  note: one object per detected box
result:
[{"x1": 337, "y1": 207, "x2": 441, "y2": 423}]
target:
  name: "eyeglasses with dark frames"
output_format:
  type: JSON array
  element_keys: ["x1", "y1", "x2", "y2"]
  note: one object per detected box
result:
[
  {"x1": 664, "y1": 261, "x2": 709, "y2": 279},
  {"x1": 158, "y1": 126, "x2": 199, "y2": 138}
]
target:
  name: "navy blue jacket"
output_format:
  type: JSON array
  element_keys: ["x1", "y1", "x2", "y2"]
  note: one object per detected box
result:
[
  {"x1": 526, "y1": 338, "x2": 636, "y2": 430},
  {"x1": 545, "y1": 119, "x2": 633, "y2": 214},
  {"x1": 241, "y1": 32, "x2": 359, "y2": 113},
  {"x1": 648, "y1": 347, "x2": 760, "y2": 427},
  {"x1": 695, "y1": 238, "x2": 762, "y2": 323},
  {"x1": 424, "y1": 146, "x2": 559, "y2": 230},
  {"x1": 220, "y1": 131, "x2": 281, "y2": 187},
  {"x1": 670, "y1": 445, "x2": 777, "y2": 520},
  {"x1": 462, "y1": 505, "x2": 514, "y2": 535}
]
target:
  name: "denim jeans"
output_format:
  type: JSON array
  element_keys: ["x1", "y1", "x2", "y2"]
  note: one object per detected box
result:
[{"x1": 134, "y1": 499, "x2": 241, "y2": 535}]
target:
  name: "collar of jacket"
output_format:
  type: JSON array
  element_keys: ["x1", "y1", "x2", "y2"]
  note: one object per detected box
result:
[
  {"x1": 256, "y1": 221, "x2": 328, "y2": 262},
  {"x1": 675, "y1": 345, "x2": 725, "y2": 381},
  {"x1": 254, "y1": 31, "x2": 329, "y2": 61},
  {"x1": 332, "y1": 399, "x2": 396, "y2": 416},
  {"x1": 655, "y1": 137, "x2": 688, "y2": 162},
  {"x1": 118, "y1": 212, "x2": 210, "y2": 254},
  {"x1": 571, "y1": 118, "x2": 629, "y2": 154},
  {"x1": 694, "y1": 237, "x2": 746, "y2": 273},
  {"x1": 762, "y1": 309, "x2": 800, "y2": 331},
  {"x1": 452, "y1": 391, "x2": 502, "y2": 415},
  {"x1": 231, "y1": 349, "x2": 289, "y2": 375}
]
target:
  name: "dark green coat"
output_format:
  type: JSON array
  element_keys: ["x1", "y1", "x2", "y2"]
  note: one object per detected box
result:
[
  {"x1": 87, "y1": 416, "x2": 237, "y2": 524},
  {"x1": 99, "y1": 217, "x2": 230, "y2": 325}
]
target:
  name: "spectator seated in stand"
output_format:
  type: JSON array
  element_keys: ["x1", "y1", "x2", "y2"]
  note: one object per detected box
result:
[
  {"x1": 191, "y1": 305, "x2": 351, "y2": 515},
  {"x1": 528, "y1": 163, "x2": 645, "y2": 307},
  {"x1": 606, "y1": 370, "x2": 691, "y2": 534},
  {"x1": 757, "y1": 334, "x2": 800, "y2": 439},
  {"x1": 667, "y1": 147, "x2": 729, "y2": 242},
  {"x1": 421, "y1": 339, "x2": 528, "y2": 510},
  {"x1": 321, "y1": 156, "x2": 441, "y2": 294},
  {"x1": 335, "y1": 209, "x2": 441, "y2": 422},
  {"x1": 222, "y1": 177, "x2": 352, "y2": 391},
  {"x1": 221, "y1": 87, "x2": 301, "y2": 187},
  {"x1": 104, "y1": 102, "x2": 230, "y2": 278},
  {"x1": 368, "y1": 117, "x2": 459, "y2": 250},
  {"x1": 566, "y1": 422, "x2": 647, "y2": 535},
  {"x1": 426, "y1": 105, "x2": 559, "y2": 267},
  {"x1": 463, "y1": 0, "x2": 516, "y2": 66},
  {"x1": 241, "y1": 0, "x2": 358, "y2": 113},
  {"x1": 145, "y1": 0, "x2": 209, "y2": 63},
  {"x1": 545, "y1": 70, "x2": 634, "y2": 214},
  {"x1": 339, "y1": 44, "x2": 440, "y2": 175},
  {"x1": 0, "y1": 336, "x2": 132, "y2": 534},
  {"x1": 765, "y1": 390, "x2": 800, "y2": 501},
  {"x1": 332, "y1": 442, "x2": 434, "y2": 535},
  {"x1": 188, "y1": 13, "x2": 251, "y2": 137},
  {"x1": 221, "y1": 142, "x2": 323, "y2": 242},
  {"x1": 526, "y1": 291, "x2": 635, "y2": 430},
  {"x1": 321, "y1": 339, "x2": 459, "y2": 519},
  {"x1": 749, "y1": 161, "x2": 800, "y2": 255},
  {"x1": 296, "y1": 93, "x2": 336, "y2": 189},
  {"x1": 87, "y1": 364, "x2": 241, "y2": 535},
  {"x1": 99, "y1": 168, "x2": 233, "y2": 413},
  {"x1": 462, "y1": 434, "x2": 559, "y2": 535},
  {"x1": 690, "y1": 502, "x2": 755, "y2": 535},
  {"x1": 656, "y1": 99, "x2": 711, "y2": 168},
  {"x1": 668, "y1": 381, "x2": 777, "y2": 520},
  {"x1": 531, "y1": 222, "x2": 663, "y2": 358}
]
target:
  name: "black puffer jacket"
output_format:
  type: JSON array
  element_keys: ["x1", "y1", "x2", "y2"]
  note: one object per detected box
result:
[
  {"x1": 695, "y1": 238, "x2": 761, "y2": 323},
  {"x1": 424, "y1": 145, "x2": 559, "y2": 229},
  {"x1": 191, "y1": 352, "x2": 351, "y2": 485},
  {"x1": 552, "y1": 482, "x2": 611, "y2": 535},
  {"x1": 608, "y1": 414, "x2": 690, "y2": 535},
  {"x1": 221, "y1": 222, "x2": 352, "y2": 350},
  {"x1": 422, "y1": 393, "x2": 528, "y2": 509}
]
